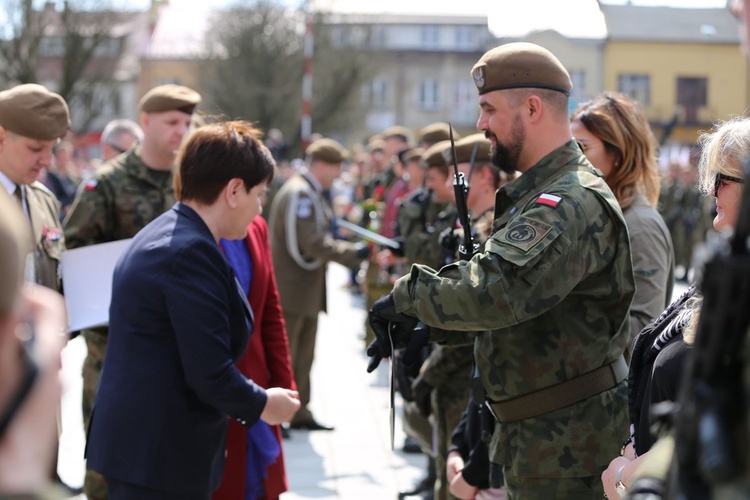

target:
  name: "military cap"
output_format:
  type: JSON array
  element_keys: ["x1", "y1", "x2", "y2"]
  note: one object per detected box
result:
[
  {"x1": 0, "y1": 84, "x2": 70, "y2": 140},
  {"x1": 366, "y1": 138, "x2": 386, "y2": 153},
  {"x1": 138, "y1": 84, "x2": 202, "y2": 115},
  {"x1": 442, "y1": 133, "x2": 491, "y2": 165},
  {"x1": 421, "y1": 140, "x2": 451, "y2": 168},
  {"x1": 471, "y1": 42, "x2": 572, "y2": 96},
  {"x1": 382, "y1": 125, "x2": 412, "y2": 142},
  {"x1": 418, "y1": 122, "x2": 457, "y2": 145},
  {"x1": 400, "y1": 147, "x2": 425, "y2": 165},
  {"x1": 306, "y1": 138, "x2": 347, "y2": 164},
  {"x1": 0, "y1": 194, "x2": 30, "y2": 316}
]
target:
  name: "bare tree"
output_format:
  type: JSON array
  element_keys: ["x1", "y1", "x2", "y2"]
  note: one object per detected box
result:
[
  {"x1": 205, "y1": 0, "x2": 375, "y2": 154},
  {"x1": 0, "y1": 0, "x2": 132, "y2": 132}
]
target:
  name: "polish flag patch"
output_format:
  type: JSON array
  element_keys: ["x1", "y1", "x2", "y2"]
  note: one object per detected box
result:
[
  {"x1": 84, "y1": 179, "x2": 98, "y2": 191},
  {"x1": 535, "y1": 193, "x2": 562, "y2": 207}
]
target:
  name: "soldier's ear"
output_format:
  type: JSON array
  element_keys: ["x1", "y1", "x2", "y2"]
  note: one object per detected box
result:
[{"x1": 0, "y1": 127, "x2": 7, "y2": 152}]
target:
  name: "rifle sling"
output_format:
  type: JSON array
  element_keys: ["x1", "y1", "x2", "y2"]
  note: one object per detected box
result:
[{"x1": 485, "y1": 356, "x2": 628, "y2": 423}]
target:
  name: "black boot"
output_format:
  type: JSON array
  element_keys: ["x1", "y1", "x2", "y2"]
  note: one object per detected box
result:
[{"x1": 398, "y1": 456, "x2": 436, "y2": 498}]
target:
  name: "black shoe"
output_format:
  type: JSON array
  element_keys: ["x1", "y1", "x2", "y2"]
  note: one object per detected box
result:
[
  {"x1": 281, "y1": 425, "x2": 291, "y2": 439},
  {"x1": 398, "y1": 476, "x2": 434, "y2": 498},
  {"x1": 289, "y1": 419, "x2": 334, "y2": 431},
  {"x1": 402, "y1": 436, "x2": 423, "y2": 454}
]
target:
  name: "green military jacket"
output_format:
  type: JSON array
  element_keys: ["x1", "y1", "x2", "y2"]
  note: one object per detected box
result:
[
  {"x1": 63, "y1": 148, "x2": 174, "y2": 249},
  {"x1": 393, "y1": 141, "x2": 635, "y2": 478}
]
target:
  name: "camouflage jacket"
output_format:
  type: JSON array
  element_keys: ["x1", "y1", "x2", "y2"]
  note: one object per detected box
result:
[
  {"x1": 63, "y1": 148, "x2": 175, "y2": 249},
  {"x1": 397, "y1": 187, "x2": 449, "y2": 266},
  {"x1": 393, "y1": 141, "x2": 635, "y2": 478}
]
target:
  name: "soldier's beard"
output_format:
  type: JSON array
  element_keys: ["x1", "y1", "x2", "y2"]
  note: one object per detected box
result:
[{"x1": 488, "y1": 115, "x2": 525, "y2": 175}]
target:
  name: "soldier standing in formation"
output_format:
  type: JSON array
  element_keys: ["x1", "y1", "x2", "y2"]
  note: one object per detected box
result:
[
  {"x1": 63, "y1": 83, "x2": 201, "y2": 500},
  {"x1": 368, "y1": 42, "x2": 634, "y2": 498},
  {"x1": 268, "y1": 138, "x2": 369, "y2": 432}
]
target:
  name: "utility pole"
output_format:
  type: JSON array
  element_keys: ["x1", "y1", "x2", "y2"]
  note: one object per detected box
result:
[{"x1": 301, "y1": 0, "x2": 314, "y2": 150}]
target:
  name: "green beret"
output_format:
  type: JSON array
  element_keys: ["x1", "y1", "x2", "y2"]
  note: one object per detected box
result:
[
  {"x1": 421, "y1": 140, "x2": 450, "y2": 169},
  {"x1": 138, "y1": 84, "x2": 202, "y2": 115},
  {"x1": 382, "y1": 125, "x2": 412, "y2": 142},
  {"x1": 471, "y1": 42, "x2": 572, "y2": 96},
  {"x1": 0, "y1": 194, "x2": 30, "y2": 316},
  {"x1": 306, "y1": 138, "x2": 347, "y2": 164},
  {"x1": 0, "y1": 84, "x2": 70, "y2": 140},
  {"x1": 442, "y1": 133, "x2": 491, "y2": 165},
  {"x1": 418, "y1": 122, "x2": 458, "y2": 145}
]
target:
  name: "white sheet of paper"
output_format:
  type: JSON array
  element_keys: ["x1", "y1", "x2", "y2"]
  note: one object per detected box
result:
[{"x1": 61, "y1": 239, "x2": 133, "y2": 332}]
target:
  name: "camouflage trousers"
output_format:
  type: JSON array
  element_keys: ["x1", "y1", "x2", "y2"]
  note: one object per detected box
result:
[
  {"x1": 433, "y1": 375, "x2": 471, "y2": 500},
  {"x1": 362, "y1": 261, "x2": 394, "y2": 349},
  {"x1": 503, "y1": 473, "x2": 603, "y2": 499},
  {"x1": 82, "y1": 329, "x2": 108, "y2": 500}
]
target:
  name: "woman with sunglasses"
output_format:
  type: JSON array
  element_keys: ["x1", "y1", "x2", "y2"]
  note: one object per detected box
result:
[
  {"x1": 600, "y1": 117, "x2": 750, "y2": 499},
  {"x1": 571, "y1": 92, "x2": 675, "y2": 359}
]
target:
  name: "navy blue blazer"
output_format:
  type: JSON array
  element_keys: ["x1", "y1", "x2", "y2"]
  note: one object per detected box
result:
[{"x1": 86, "y1": 203, "x2": 267, "y2": 496}]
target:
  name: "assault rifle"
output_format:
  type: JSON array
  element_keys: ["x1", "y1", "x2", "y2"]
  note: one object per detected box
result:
[
  {"x1": 668, "y1": 158, "x2": 750, "y2": 498},
  {"x1": 448, "y1": 124, "x2": 478, "y2": 261}
]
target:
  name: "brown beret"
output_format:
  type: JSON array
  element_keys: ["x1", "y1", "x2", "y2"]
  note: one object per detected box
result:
[
  {"x1": 442, "y1": 133, "x2": 492, "y2": 165},
  {"x1": 306, "y1": 138, "x2": 347, "y2": 164},
  {"x1": 401, "y1": 147, "x2": 425, "y2": 164},
  {"x1": 366, "y1": 138, "x2": 386, "y2": 153},
  {"x1": 138, "y1": 84, "x2": 202, "y2": 115},
  {"x1": 421, "y1": 140, "x2": 451, "y2": 169},
  {"x1": 418, "y1": 122, "x2": 458, "y2": 146},
  {"x1": 0, "y1": 84, "x2": 70, "y2": 140},
  {"x1": 0, "y1": 194, "x2": 30, "y2": 316},
  {"x1": 382, "y1": 125, "x2": 412, "y2": 142},
  {"x1": 471, "y1": 42, "x2": 572, "y2": 97}
]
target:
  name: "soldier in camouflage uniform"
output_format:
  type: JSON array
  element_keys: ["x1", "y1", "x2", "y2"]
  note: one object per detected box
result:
[
  {"x1": 63, "y1": 84, "x2": 201, "y2": 500},
  {"x1": 368, "y1": 43, "x2": 634, "y2": 499},
  {"x1": 412, "y1": 134, "x2": 498, "y2": 500}
]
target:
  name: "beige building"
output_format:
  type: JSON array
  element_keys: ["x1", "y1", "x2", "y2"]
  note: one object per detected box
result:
[{"x1": 601, "y1": 4, "x2": 747, "y2": 147}]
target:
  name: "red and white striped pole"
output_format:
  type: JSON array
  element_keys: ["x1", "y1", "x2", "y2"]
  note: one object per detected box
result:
[{"x1": 301, "y1": 1, "x2": 314, "y2": 151}]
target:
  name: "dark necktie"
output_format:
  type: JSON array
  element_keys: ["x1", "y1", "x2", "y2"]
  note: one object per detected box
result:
[{"x1": 12, "y1": 185, "x2": 31, "y2": 225}]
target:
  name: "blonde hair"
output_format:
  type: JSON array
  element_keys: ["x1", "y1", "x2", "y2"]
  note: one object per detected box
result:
[
  {"x1": 571, "y1": 92, "x2": 660, "y2": 209},
  {"x1": 697, "y1": 117, "x2": 750, "y2": 196}
]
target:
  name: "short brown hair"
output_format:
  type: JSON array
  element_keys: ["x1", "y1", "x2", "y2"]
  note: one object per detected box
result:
[{"x1": 174, "y1": 121, "x2": 275, "y2": 204}]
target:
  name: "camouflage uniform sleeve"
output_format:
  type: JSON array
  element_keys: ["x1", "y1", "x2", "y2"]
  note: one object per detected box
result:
[
  {"x1": 63, "y1": 178, "x2": 114, "y2": 249},
  {"x1": 293, "y1": 190, "x2": 362, "y2": 269},
  {"x1": 393, "y1": 192, "x2": 615, "y2": 331}
]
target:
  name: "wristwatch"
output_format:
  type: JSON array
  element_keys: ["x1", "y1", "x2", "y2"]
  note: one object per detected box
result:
[{"x1": 615, "y1": 464, "x2": 627, "y2": 496}]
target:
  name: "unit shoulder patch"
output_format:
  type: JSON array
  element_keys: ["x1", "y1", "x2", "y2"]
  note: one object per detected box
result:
[{"x1": 498, "y1": 216, "x2": 553, "y2": 253}]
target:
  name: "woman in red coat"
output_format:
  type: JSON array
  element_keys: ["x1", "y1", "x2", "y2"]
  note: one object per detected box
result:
[{"x1": 213, "y1": 215, "x2": 297, "y2": 500}]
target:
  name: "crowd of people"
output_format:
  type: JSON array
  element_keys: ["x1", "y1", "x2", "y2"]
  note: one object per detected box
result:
[{"x1": 1, "y1": 3, "x2": 750, "y2": 500}]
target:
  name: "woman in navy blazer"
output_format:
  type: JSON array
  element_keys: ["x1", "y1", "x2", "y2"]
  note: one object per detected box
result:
[{"x1": 86, "y1": 121, "x2": 300, "y2": 499}]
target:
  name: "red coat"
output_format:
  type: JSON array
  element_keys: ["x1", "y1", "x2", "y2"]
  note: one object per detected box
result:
[{"x1": 213, "y1": 217, "x2": 296, "y2": 500}]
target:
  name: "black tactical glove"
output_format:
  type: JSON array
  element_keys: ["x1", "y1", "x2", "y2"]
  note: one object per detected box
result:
[
  {"x1": 390, "y1": 236, "x2": 405, "y2": 258},
  {"x1": 366, "y1": 293, "x2": 418, "y2": 373},
  {"x1": 412, "y1": 376, "x2": 433, "y2": 417},
  {"x1": 353, "y1": 242, "x2": 371, "y2": 260}
]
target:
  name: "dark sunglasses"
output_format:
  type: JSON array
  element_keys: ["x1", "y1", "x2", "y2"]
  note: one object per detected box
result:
[
  {"x1": 713, "y1": 173, "x2": 745, "y2": 197},
  {"x1": 0, "y1": 321, "x2": 39, "y2": 440}
]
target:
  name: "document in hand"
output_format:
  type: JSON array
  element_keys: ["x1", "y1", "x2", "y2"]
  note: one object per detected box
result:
[{"x1": 61, "y1": 239, "x2": 132, "y2": 332}]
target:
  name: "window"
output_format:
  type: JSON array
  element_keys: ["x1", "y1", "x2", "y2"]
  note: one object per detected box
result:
[
  {"x1": 677, "y1": 77, "x2": 707, "y2": 124},
  {"x1": 418, "y1": 79, "x2": 441, "y2": 110},
  {"x1": 362, "y1": 79, "x2": 389, "y2": 108},
  {"x1": 455, "y1": 27, "x2": 475, "y2": 50},
  {"x1": 618, "y1": 74, "x2": 650, "y2": 105},
  {"x1": 451, "y1": 80, "x2": 477, "y2": 125},
  {"x1": 569, "y1": 70, "x2": 586, "y2": 106},
  {"x1": 421, "y1": 26, "x2": 440, "y2": 49},
  {"x1": 39, "y1": 37, "x2": 65, "y2": 57}
]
